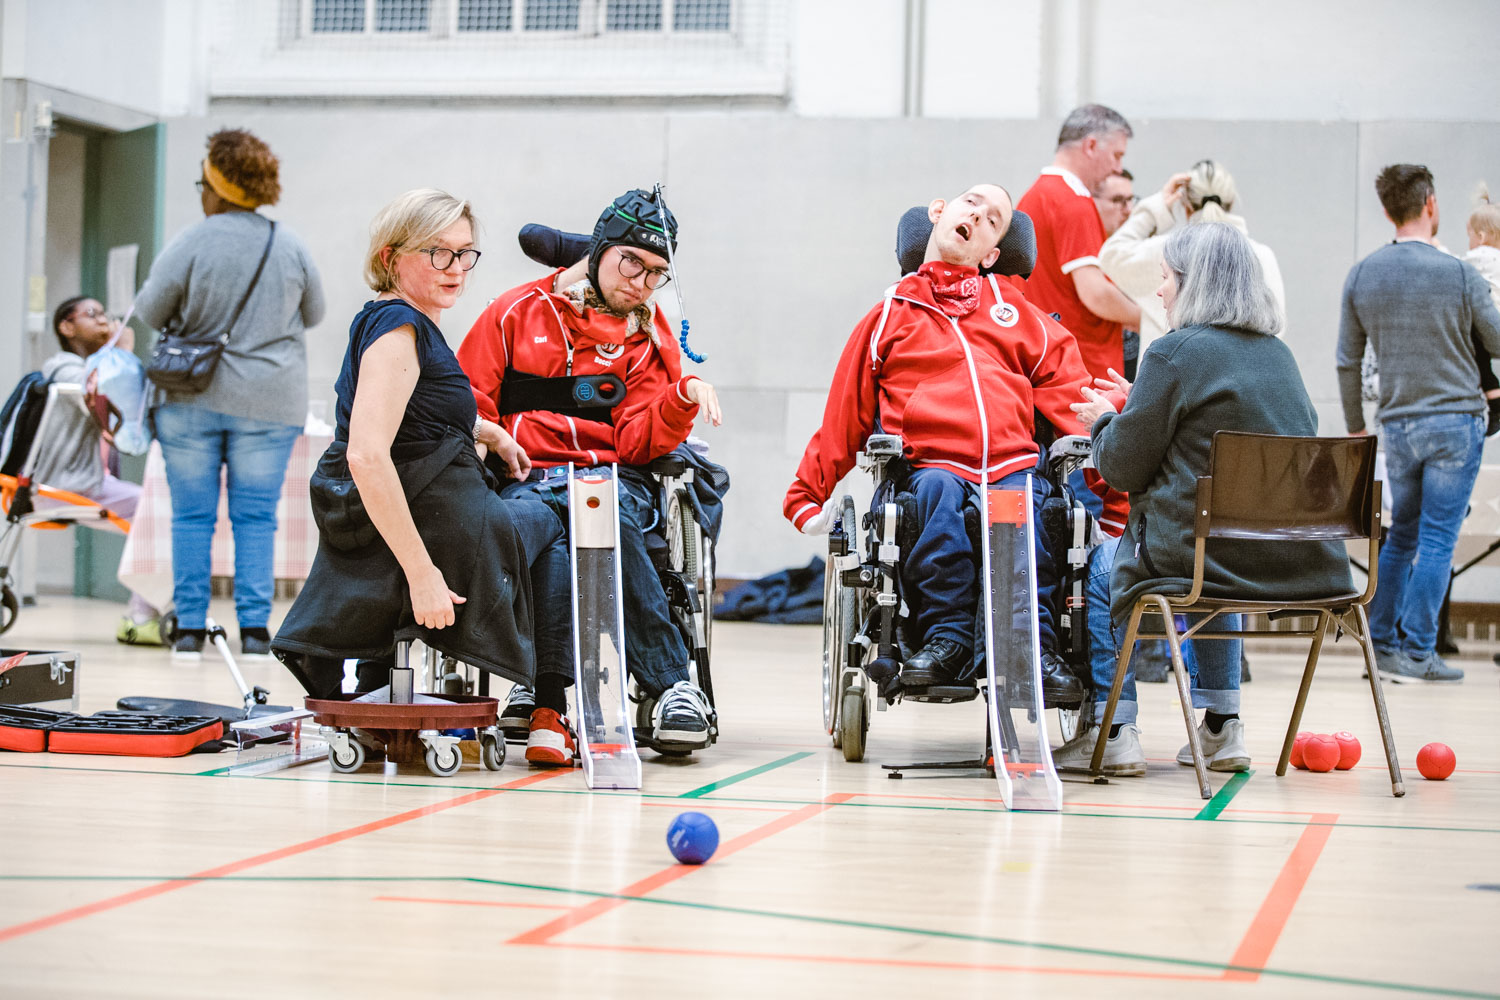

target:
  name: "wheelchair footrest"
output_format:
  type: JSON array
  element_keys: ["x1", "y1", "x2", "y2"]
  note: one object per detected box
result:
[{"x1": 902, "y1": 685, "x2": 980, "y2": 704}]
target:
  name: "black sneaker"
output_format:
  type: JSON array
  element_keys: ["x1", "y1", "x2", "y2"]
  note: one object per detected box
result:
[
  {"x1": 172, "y1": 630, "x2": 206, "y2": 664},
  {"x1": 901, "y1": 638, "x2": 970, "y2": 687},
  {"x1": 241, "y1": 628, "x2": 272, "y2": 658},
  {"x1": 652, "y1": 680, "x2": 713, "y2": 751},
  {"x1": 499, "y1": 685, "x2": 535, "y2": 740}
]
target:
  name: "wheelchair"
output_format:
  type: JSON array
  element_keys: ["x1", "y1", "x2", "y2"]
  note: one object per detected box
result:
[
  {"x1": 821, "y1": 432, "x2": 1097, "y2": 763},
  {"x1": 446, "y1": 223, "x2": 723, "y2": 754},
  {"x1": 818, "y1": 201, "x2": 1098, "y2": 765}
]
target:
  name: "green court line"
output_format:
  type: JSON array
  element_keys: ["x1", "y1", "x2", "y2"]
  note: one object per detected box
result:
[
  {"x1": 679, "y1": 752, "x2": 813, "y2": 798},
  {"x1": 1195, "y1": 770, "x2": 1252, "y2": 821},
  {"x1": 2, "y1": 761, "x2": 1496, "y2": 836},
  {"x1": 0, "y1": 873, "x2": 1493, "y2": 998}
]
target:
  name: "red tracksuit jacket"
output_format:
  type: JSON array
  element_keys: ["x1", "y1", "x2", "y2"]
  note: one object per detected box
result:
[
  {"x1": 785, "y1": 264, "x2": 1128, "y2": 533},
  {"x1": 458, "y1": 270, "x2": 701, "y2": 468}
]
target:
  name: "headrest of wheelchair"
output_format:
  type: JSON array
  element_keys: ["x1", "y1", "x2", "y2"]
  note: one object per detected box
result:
[
  {"x1": 518, "y1": 223, "x2": 591, "y2": 269},
  {"x1": 895, "y1": 206, "x2": 1036, "y2": 279}
]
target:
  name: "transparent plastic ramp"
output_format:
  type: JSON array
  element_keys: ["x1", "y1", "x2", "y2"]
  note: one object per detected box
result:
[
  {"x1": 568, "y1": 465, "x2": 643, "y2": 790},
  {"x1": 981, "y1": 475, "x2": 1063, "y2": 811}
]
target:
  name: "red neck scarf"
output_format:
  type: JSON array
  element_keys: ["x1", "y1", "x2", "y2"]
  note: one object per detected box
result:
[{"x1": 918, "y1": 261, "x2": 982, "y2": 317}]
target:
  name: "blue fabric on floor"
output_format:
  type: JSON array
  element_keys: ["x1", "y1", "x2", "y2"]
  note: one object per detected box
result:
[{"x1": 714, "y1": 556, "x2": 826, "y2": 624}]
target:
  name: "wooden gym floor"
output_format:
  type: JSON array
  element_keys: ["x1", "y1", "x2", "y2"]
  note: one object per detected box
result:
[{"x1": 1, "y1": 597, "x2": 1497, "y2": 999}]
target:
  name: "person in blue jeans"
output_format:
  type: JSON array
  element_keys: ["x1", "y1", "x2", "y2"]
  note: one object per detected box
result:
[
  {"x1": 1056, "y1": 222, "x2": 1351, "y2": 776},
  {"x1": 135, "y1": 128, "x2": 325, "y2": 661},
  {"x1": 1337, "y1": 163, "x2": 1500, "y2": 682}
]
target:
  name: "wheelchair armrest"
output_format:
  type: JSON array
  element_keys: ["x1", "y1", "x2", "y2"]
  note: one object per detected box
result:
[
  {"x1": 863, "y1": 434, "x2": 903, "y2": 458},
  {"x1": 648, "y1": 454, "x2": 688, "y2": 477},
  {"x1": 1048, "y1": 435, "x2": 1091, "y2": 462}
]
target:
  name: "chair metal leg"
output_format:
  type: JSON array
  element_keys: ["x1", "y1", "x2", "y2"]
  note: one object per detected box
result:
[
  {"x1": 1089, "y1": 602, "x2": 1144, "y2": 773},
  {"x1": 1156, "y1": 597, "x2": 1211, "y2": 799},
  {"x1": 1277, "y1": 611, "x2": 1330, "y2": 777},
  {"x1": 1347, "y1": 605, "x2": 1404, "y2": 797}
]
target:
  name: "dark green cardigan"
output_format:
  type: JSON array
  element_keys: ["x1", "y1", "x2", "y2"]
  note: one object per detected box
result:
[{"x1": 1092, "y1": 324, "x2": 1353, "y2": 624}]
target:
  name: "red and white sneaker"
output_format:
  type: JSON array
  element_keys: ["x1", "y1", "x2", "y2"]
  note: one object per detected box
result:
[{"x1": 525, "y1": 708, "x2": 576, "y2": 767}]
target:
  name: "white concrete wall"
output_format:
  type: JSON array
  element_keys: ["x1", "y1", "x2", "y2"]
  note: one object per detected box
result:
[
  {"x1": 153, "y1": 109, "x2": 1500, "y2": 600},
  {"x1": 1, "y1": 0, "x2": 206, "y2": 118}
]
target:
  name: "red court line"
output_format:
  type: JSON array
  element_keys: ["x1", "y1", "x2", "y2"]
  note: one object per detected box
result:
[
  {"x1": 1220, "y1": 811, "x2": 1338, "y2": 982},
  {"x1": 508, "y1": 793, "x2": 853, "y2": 946},
  {"x1": 0, "y1": 768, "x2": 568, "y2": 944},
  {"x1": 376, "y1": 896, "x2": 572, "y2": 911},
  {"x1": 529, "y1": 940, "x2": 1223, "y2": 982}
]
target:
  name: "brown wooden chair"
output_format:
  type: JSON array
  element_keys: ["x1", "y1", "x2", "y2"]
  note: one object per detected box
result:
[{"x1": 1089, "y1": 431, "x2": 1402, "y2": 799}]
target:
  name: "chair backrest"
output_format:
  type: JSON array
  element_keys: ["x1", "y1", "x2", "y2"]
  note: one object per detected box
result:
[{"x1": 1199, "y1": 432, "x2": 1379, "y2": 543}]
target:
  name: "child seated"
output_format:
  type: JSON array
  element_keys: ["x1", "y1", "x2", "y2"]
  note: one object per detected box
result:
[{"x1": 785, "y1": 184, "x2": 1095, "y2": 700}]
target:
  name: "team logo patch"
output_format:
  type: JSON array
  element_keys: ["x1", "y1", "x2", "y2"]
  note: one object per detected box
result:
[
  {"x1": 594, "y1": 343, "x2": 625, "y2": 362},
  {"x1": 989, "y1": 302, "x2": 1020, "y2": 328}
]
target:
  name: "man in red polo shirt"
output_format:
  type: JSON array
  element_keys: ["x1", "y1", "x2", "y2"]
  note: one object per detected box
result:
[{"x1": 1018, "y1": 104, "x2": 1141, "y2": 382}]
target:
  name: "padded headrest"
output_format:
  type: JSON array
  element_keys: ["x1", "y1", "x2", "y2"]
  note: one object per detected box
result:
[
  {"x1": 518, "y1": 223, "x2": 590, "y2": 269},
  {"x1": 895, "y1": 206, "x2": 1036, "y2": 279}
]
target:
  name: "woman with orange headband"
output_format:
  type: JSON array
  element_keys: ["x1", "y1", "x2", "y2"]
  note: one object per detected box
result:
[{"x1": 135, "y1": 128, "x2": 326, "y2": 664}]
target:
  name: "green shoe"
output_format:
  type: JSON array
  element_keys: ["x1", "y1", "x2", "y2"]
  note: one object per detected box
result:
[{"x1": 116, "y1": 615, "x2": 165, "y2": 647}]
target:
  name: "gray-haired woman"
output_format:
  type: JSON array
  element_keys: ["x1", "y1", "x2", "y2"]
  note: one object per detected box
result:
[{"x1": 1052, "y1": 222, "x2": 1351, "y2": 777}]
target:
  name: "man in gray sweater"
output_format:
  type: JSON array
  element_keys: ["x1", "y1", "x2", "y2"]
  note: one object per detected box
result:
[{"x1": 1336, "y1": 163, "x2": 1500, "y2": 683}]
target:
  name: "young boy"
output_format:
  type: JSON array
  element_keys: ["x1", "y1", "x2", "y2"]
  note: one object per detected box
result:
[{"x1": 785, "y1": 184, "x2": 1094, "y2": 699}]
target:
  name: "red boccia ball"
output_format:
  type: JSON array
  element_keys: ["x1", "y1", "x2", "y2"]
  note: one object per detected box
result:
[
  {"x1": 1290, "y1": 731, "x2": 1313, "y2": 770},
  {"x1": 1332, "y1": 731, "x2": 1361, "y2": 770},
  {"x1": 1302, "y1": 734, "x2": 1341, "y2": 773},
  {"x1": 1416, "y1": 742, "x2": 1456, "y2": 780}
]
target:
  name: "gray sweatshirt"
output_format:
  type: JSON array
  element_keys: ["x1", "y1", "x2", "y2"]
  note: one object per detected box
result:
[
  {"x1": 35, "y1": 351, "x2": 102, "y2": 497},
  {"x1": 1336, "y1": 240, "x2": 1500, "y2": 432},
  {"x1": 135, "y1": 211, "x2": 325, "y2": 426}
]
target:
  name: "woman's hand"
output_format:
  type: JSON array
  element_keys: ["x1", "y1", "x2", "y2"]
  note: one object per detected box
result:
[
  {"x1": 407, "y1": 563, "x2": 466, "y2": 629},
  {"x1": 1161, "y1": 172, "x2": 1191, "y2": 210},
  {"x1": 684, "y1": 378, "x2": 723, "y2": 427},
  {"x1": 1094, "y1": 366, "x2": 1132, "y2": 399},
  {"x1": 1070, "y1": 385, "x2": 1118, "y2": 430},
  {"x1": 477, "y1": 419, "x2": 531, "y2": 480}
]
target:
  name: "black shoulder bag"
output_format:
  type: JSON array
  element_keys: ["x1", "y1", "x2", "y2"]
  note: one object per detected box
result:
[{"x1": 147, "y1": 219, "x2": 277, "y2": 393}]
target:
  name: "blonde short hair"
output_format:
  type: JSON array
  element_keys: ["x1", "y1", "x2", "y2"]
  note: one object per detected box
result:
[
  {"x1": 1469, "y1": 183, "x2": 1500, "y2": 246},
  {"x1": 364, "y1": 188, "x2": 477, "y2": 293}
]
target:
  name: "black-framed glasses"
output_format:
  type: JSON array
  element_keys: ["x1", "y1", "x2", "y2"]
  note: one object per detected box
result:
[
  {"x1": 194, "y1": 179, "x2": 205, "y2": 193},
  {"x1": 1103, "y1": 195, "x2": 1137, "y2": 208},
  {"x1": 70, "y1": 305, "x2": 108, "y2": 321},
  {"x1": 418, "y1": 247, "x2": 482, "y2": 271},
  {"x1": 618, "y1": 251, "x2": 671, "y2": 290}
]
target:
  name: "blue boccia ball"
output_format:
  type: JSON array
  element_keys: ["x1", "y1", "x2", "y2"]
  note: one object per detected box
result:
[{"x1": 666, "y1": 811, "x2": 719, "y2": 865}]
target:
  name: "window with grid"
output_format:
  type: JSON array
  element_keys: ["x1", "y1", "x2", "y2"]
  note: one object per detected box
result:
[{"x1": 310, "y1": 0, "x2": 733, "y2": 34}]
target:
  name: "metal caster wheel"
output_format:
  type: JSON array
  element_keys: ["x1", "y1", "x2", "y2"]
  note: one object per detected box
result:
[
  {"x1": 329, "y1": 733, "x2": 365, "y2": 773},
  {"x1": 425, "y1": 743, "x2": 462, "y2": 777},
  {"x1": 839, "y1": 688, "x2": 867, "y2": 763},
  {"x1": 480, "y1": 732, "x2": 506, "y2": 771}
]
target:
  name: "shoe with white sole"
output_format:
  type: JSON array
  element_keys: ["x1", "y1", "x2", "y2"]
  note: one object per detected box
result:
[
  {"x1": 524, "y1": 708, "x2": 575, "y2": 767},
  {"x1": 1177, "y1": 718, "x2": 1251, "y2": 772},
  {"x1": 651, "y1": 680, "x2": 714, "y2": 752},
  {"x1": 1052, "y1": 723, "x2": 1146, "y2": 776}
]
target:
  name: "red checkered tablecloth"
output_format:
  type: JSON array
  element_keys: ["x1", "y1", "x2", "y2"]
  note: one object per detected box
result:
[{"x1": 117, "y1": 434, "x2": 332, "y2": 610}]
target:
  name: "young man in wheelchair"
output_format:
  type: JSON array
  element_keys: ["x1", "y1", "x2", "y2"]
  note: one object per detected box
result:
[
  {"x1": 786, "y1": 183, "x2": 1098, "y2": 701},
  {"x1": 457, "y1": 188, "x2": 722, "y2": 764}
]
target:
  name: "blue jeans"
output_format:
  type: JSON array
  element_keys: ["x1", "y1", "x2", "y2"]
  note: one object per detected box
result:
[
  {"x1": 154, "y1": 404, "x2": 300, "y2": 631},
  {"x1": 1066, "y1": 465, "x2": 1104, "y2": 521},
  {"x1": 1369, "y1": 413, "x2": 1485, "y2": 658},
  {"x1": 1086, "y1": 534, "x2": 1240, "y2": 725},
  {"x1": 901, "y1": 467, "x2": 1058, "y2": 652},
  {"x1": 501, "y1": 468, "x2": 689, "y2": 698}
]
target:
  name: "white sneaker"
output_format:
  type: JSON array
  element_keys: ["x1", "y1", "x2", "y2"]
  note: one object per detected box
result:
[
  {"x1": 1177, "y1": 718, "x2": 1251, "y2": 772},
  {"x1": 1052, "y1": 724, "x2": 1146, "y2": 777}
]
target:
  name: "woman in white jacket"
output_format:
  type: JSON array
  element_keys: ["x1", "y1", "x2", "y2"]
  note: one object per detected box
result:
[{"x1": 1101, "y1": 160, "x2": 1285, "y2": 353}]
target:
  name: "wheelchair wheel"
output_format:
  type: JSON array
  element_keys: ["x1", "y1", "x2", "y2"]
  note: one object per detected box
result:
[
  {"x1": 839, "y1": 687, "x2": 867, "y2": 763},
  {"x1": 821, "y1": 496, "x2": 858, "y2": 736},
  {"x1": 1057, "y1": 704, "x2": 1085, "y2": 744},
  {"x1": 0, "y1": 584, "x2": 17, "y2": 635},
  {"x1": 664, "y1": 488, "x2": 699, "y2": 578}
]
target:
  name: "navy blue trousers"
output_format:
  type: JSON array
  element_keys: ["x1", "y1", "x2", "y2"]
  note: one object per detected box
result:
[
  {"x1": 901, "y1": 467, "x2": 1058, "y2": 654},
  {"x1": 502, "y1": 469, "x2": 689, "y2": 698}
]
